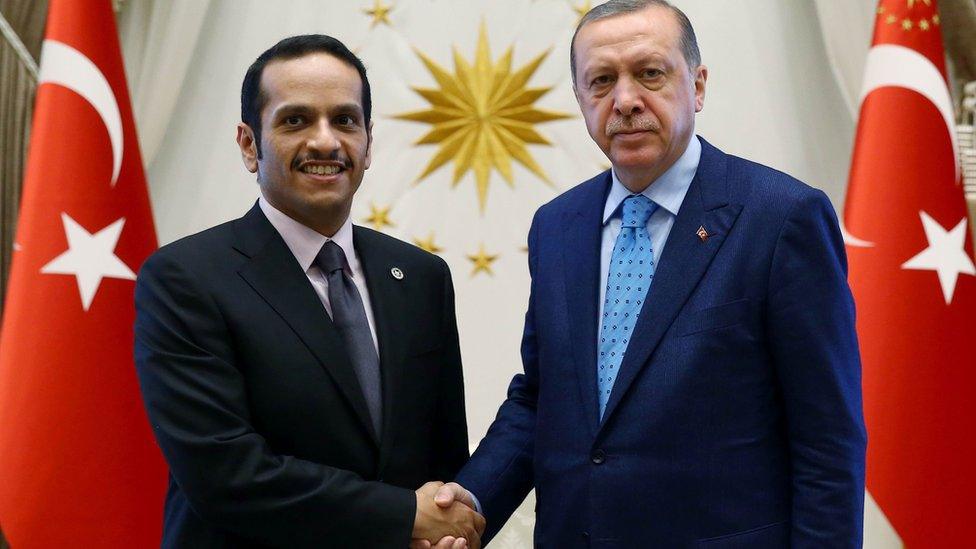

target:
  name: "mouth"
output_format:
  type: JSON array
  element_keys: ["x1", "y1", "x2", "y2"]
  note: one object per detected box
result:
[
  {"x1": 611, "y1": 129, "x2": 653, "y2": 141},
  {"x1": 297, "y1": 161, "x2": 346, "y2": 177}
]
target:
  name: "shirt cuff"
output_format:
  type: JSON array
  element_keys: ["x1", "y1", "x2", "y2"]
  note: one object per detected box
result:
[{"x1": 469, "y1": 490, "x2": 483, "y2": 515}]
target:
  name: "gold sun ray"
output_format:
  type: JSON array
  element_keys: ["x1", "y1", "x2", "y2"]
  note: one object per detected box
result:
[{"x1": 394, "y1": 22, "x2": 572, "y2": 211}]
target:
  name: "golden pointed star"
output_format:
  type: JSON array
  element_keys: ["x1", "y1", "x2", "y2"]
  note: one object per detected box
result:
[
  {"x1": 364, "y1": 0, "x2": 393, "y2": 27},
  {"x1": 363, "y1": 203, "x2": 395, "y2": 231},
  {"x1": 573, "y1": 0, "x2": 592, "y2": 20},
  {"x1": 395, "y1": 22, "x2": 572, "y2": 212},
  {"x1": 907, "y1": 0, "x2": 931, "y2": 7},
  {"x1": 919, "y1": 18, "x2": 930, "y2": 30},
  {"x1": 877, "y1": 6, "x2": 885, "y2": 14},
  {"x1": 932, "y1": 13, "x2": 940, "y2": 25},
  {"x1": 886, "y1": 14, "x2": 897, "y2": 24},
  {"x1": 413, "y1": 232, "x2": 444, "y2": 254},
  {"x1": 467, "y1": 243, "x2": 499, "y2": 277},
  {"x1": 902, "y1": 18, "x2": 913, "y2": 30}
]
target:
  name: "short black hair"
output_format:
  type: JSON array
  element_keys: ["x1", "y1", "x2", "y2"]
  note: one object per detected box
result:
[
  {"x1": 570, "y1": 0, "x2": 700, "y2": 88},
  {"x1": 241, "y1": 34, "x2": 371, "y2": 157}
]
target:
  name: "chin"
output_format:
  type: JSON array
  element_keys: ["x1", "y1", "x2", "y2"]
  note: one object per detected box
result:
[{"x1": 610, "y1": 153, "x2": 665, "y2": 171}]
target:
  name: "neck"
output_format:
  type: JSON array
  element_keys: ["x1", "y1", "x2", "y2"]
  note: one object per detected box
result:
[
  {"x1": 260, "y1": 192, "x2": 348, "y2": 238},
  {"x1": 615, "y1": 166, "x2": 665, "y2": 194}
]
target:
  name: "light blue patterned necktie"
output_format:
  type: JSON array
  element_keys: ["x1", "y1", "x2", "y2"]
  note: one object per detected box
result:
[{"x1": 598, "y1": 194, "x2": 658, "y2": 418}]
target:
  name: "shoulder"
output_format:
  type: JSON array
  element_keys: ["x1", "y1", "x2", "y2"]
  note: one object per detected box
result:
[
  {"x1": 709, "y1": 148, "x2": 840, "y2": 251},
  {"x1": 733, "y1": 156, "x2": 819, "y2": 197},
  {"x1": 534, "y1": 170, "x2": 611, "y2": 221},
  {"x1": 692, "y1": 142, "x2": 834, "y2": 233},
  {"x1": 353, "y1": 225, "x2": 450, "y2": 277},
  {"x1": 141, "y1": 219, "x2": 240, "y2": 277}
]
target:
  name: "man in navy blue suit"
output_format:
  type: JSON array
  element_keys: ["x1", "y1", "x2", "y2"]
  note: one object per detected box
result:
[{"x1": 424, "y1": 0, "x2": 867, "y2": 547}]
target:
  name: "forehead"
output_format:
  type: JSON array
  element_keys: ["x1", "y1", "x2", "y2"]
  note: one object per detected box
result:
[
  {"x1": 574, "y1": 6, "x2": 683, "y2": 67},
  {"x1": 259, "y1": 52, "x2": 363, "y2": 111}
]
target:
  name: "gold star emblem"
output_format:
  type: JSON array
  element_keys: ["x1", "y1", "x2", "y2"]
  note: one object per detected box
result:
[
  {"x1": 886, "y1": 14, "x2": 897, "y2": 24},
  {"x1": 363, "y1": 0, "x2": 393, "y2": 28},
  {"x1": 877, "y1": 6, "x2": 885, "y2": 14},
  {"x1": 907, "y1": 0, "x2": 931, "y2": 7},
  {"x1": 573, "y1": 0, "x2": 592, "y2": 21},
  {"x1": 902, "y1": 18, "x2": 913, "y2": 30},
  {"x1": 413, "y1": 232, "x2": 444, "y2": 254},
  {"x1": 919, "y1": 18, "x2": 930, "y2": 30},
  {"x1": 395, "y1": 23, "x2": 572, "y2": 211},
  {"x1": 363, "y1": 203, "x2": 394, "y2": 231},
  {"x1": 932, "y1": 13, "x2": 940, "y2": 25},
  {"x1": 467, "y1": 243, "x2": 499, "y2": 277}
]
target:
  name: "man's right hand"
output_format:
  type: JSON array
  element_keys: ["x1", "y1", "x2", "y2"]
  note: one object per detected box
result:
[
  {"x1": 412, "y1": 482, "x2": 485, "y2": 549},
  {"x1": 432, "y1": 482, "x2": 477, "y2": 511}
]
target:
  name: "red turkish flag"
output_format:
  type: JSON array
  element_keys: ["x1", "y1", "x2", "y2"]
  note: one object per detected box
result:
[
  {"x1": 845, "y1": 0, "x2": 976, "y2": 544},
  {"x1": 0, "y1": 0, "x2": 166, "y2": 546}
]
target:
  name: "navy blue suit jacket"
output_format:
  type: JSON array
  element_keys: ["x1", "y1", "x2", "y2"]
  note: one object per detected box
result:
[{"x1": 457, "y1": 139, "x2": 866, "y2": 548}]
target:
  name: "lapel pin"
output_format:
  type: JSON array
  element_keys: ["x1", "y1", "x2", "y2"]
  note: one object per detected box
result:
[
  {"x1": 390, "y1": 267, "x2": 404, "y2": 280},
  {"x1": 696, "y1": 226, "x2": 709, "y2": 242}
]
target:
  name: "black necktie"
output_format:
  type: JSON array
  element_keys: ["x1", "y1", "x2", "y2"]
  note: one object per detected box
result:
[{"x1": 315, "y1": 241, "x2": 382, "y2": 437}]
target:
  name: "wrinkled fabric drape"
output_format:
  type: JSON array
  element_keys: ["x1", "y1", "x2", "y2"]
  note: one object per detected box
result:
[
  {"x1": 117, "y1": 0, "x2": 211, "y2": 167},
  {"x1": 812, "y1": 0, "x2": 875, "y2": 119},
  {"x1": 0, "y1": 1, "x2": 45, "y2": 317}
]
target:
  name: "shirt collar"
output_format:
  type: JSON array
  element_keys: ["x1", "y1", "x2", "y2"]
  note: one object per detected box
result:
[
  {"x1": 258, "y1": 196, "x2": 358, "y2": 275},
  {"x1": 602, "y1": 135, "x2": 702, "y2": 224}
]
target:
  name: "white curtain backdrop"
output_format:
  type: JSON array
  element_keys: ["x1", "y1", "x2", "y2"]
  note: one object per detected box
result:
[
  {"x1": 118, "y1": 1, "x2": 896, "y2": 546},
  {"x1": 813, "y1": 0, "x2": 876, "y2": 118},
  {"x1": 118, "y1": 0, "x2": 212, "y2": 167}
]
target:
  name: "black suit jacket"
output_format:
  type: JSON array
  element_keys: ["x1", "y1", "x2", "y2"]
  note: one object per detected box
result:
[{"x1": 134, "y1": 204, "x2": 469, "y2": 548}]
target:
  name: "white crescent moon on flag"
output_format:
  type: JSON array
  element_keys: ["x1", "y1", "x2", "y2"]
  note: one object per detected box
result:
[
  {"x1": 843, "y1": 44, "x2": 959, "y2": 248},
  {"x1": 859, "y1": 44, "x2": 959, "y2": 178},
  {"x1": 38, "y1": 39, "x2": 123, "y2": 187}
]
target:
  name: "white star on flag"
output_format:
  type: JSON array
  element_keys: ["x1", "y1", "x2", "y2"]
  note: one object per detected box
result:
[
  {"x1": 901, "y1": 211, "x2": 976, "y2": 305},
  {"x1": 40, "y1": 213, "x2": 137, "y2": 311}
]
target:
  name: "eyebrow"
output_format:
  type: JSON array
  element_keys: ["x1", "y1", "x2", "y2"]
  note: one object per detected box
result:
[
  {"x1": 271, "y1": 102, "x2": 363, "y2": 119},
  {"x1": 271, "y1": 104, "x2": 314, "y2": 119},
  {"x1": 329, "y1": 102, "x2": 364, "y2": 116}
]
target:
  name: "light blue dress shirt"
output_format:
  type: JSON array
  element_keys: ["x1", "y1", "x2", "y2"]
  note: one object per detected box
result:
[{"x1": 597, "y1": 136, "x2": 702, "y2": 339}]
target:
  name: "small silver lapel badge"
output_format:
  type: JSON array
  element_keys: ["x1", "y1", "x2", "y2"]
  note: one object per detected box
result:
[
  {"x1": 696, "y1": 226, "x2": 709, "y2": 242},
  {"x1": 390, "y1": 267, "x2": 404, "y2": 280}
]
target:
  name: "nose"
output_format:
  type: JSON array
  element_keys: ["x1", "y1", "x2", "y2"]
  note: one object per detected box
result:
[
  {"x1": 612, "y1": 77, "x2": 643, "y2": 117},
  {"x1": 307, "y1": 119, "x2": 341, "y2": 153}
]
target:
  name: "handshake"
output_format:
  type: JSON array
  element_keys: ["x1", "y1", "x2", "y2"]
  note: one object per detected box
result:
[{"x1": 410, "y1": 481, "x2": 485, "y2": 549}]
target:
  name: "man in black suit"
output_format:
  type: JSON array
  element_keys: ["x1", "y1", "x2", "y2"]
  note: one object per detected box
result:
[{"x1": 134, "y1": 35, "x2": 484, "y2": 548}]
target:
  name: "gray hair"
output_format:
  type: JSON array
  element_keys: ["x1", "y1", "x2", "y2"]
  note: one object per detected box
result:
[{"x1": 570, "y1": 0, "x2": 701, "y2": 87}]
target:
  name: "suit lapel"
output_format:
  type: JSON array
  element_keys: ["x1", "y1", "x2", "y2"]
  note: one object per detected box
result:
[
  {"x1": 232, "y1": 205, "x2": 380, "y2": 445},
  {"x1": 563, "y1": 173, "x2": 612, "y2": 437},
  {"x1": 600, "y1": 141, "x2": 743, "y2": 426},
  {"x1": 353, "y1": 226, "x2": 409, "y2": 472}
]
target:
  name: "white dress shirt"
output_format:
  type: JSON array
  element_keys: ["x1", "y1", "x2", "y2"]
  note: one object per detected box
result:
[
  {"x1": 259, "y1": 197, "x2": 379, "y2": 354},
  {"x1": 597, "y1": 136, "x2": 702, "y2": 337}
]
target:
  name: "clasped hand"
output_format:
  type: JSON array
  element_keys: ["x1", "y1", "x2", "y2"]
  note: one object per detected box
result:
[{"x1": 411, "y1": 482, "x2": 484, "y2": 549}]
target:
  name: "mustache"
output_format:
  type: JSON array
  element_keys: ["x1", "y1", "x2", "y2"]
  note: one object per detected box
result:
[
  {"x1": 292, "y1": 150, "x2": 351, "y2": 170},
  {"x1": 605, "y1": 116, "x2": 660, "y2": 137}
]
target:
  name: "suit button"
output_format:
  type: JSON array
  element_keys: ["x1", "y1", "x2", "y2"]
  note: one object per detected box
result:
[
  {"x1": 582, "y1": 531, "x2": 590, "y2": 540},
  {"x1": 591, "y1": 449, "x2": 606, "y2": 464}
]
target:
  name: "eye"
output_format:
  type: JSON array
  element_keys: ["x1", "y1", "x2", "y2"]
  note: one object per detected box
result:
[
  {"x1": 335, "y1": 114, "x2": 357, "y2": 126},
  {"x1": 641, "y1": 68, "x2": 664, "y2": 79},
  {"x1": 590, "y1": 74, "x2": 613, "y2": 88},
  {"x1": 284, "y1": 115, "x2": 305, "y2": 126}
]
